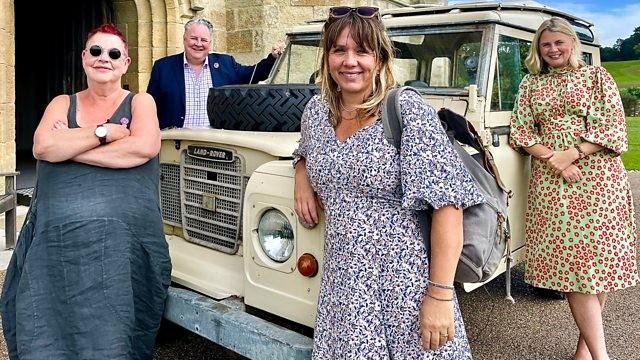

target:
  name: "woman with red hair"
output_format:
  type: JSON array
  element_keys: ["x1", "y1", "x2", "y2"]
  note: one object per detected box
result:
[{"x1": 1, "y1": 23, "x2": 171, "y2": 359}]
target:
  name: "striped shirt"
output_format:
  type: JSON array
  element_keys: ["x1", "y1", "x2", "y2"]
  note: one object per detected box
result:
[{"x1": 182, "y1": 54, "x2": 213, "y2": 128}]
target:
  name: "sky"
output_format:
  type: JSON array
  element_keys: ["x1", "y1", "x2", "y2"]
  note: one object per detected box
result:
[{"x1": 448, "y1": 0, "x2": 640, "y2": 46}]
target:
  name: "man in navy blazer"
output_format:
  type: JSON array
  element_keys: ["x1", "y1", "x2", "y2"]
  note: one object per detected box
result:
[{"x1": 147, "y1": 18, "x2": 284, "y2": 129}]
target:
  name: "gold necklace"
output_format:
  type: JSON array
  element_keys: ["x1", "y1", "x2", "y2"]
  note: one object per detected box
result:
[
  {"x1": 339, "y1": 101, "x2": 358, "y2": 114},
  {"x1": 341, "y1": 113, "x2": 358, "y2": 121}
]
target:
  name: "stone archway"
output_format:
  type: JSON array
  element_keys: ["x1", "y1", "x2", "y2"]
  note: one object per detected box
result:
[
  {"x1": 0, "y1": 0, "x2": 15, "y2": 175},
  {"x1": 121, "y1": 0, "x2": 200, "y2": 91}
]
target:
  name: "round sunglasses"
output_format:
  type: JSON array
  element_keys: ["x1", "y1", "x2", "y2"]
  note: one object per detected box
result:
[
  {"x1": 87, "y1": 45, "x2": 123, "y2": 60},
  {"x1": 328, "y1": 6, "x2": 380, "y2": 19}
]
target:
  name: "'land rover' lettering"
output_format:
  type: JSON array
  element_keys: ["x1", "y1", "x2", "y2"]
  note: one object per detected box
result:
[{"x1": 187, "y1": 145, "x2": 234, "y2": 162}]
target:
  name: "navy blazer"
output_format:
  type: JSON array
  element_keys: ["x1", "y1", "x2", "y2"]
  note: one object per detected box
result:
[{"x1": 147, "y1": 52, "x2": 276, "y2": 129}]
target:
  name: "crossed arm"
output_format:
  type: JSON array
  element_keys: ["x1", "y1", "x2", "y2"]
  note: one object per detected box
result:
[{"x1": 33, "y1": 93, "x2": 161, "y2": 168}]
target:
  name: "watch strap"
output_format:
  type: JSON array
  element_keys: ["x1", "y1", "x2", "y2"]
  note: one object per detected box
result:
[{"x1": 96, "y1": 125, "x2": 107, "y2": 145}]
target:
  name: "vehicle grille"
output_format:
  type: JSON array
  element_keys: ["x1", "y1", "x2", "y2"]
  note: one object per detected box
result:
[
  {"x1": 160, "y1": 163, "x2": 181, "y2": 226},
  {"x1": 159, "y1": 151, "x2": 246, "y2": 254}
]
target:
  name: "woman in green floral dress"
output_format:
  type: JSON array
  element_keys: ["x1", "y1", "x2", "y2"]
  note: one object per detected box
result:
[{"x1": 510, "y1": 17, "x2": 638, "y2": 360}]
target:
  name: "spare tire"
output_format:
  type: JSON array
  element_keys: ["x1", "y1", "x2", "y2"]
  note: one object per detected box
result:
[{"x1": 208, "y1": 84, "x2": 319, "y2": 132}]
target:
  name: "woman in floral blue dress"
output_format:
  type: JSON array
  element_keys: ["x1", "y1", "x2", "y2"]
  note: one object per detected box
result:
[{"x1": 293, "y1": 7, "x2": 484, "y2": 359}]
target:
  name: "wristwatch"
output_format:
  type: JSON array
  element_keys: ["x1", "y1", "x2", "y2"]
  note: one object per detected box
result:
[{"x1": 95, "y1": 124, "x2": 108, "y2": 145}]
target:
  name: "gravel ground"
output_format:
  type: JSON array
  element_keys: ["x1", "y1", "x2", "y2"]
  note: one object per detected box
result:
[{"x1": 1, "y1": 172, "x2": 639, "y2": 360}]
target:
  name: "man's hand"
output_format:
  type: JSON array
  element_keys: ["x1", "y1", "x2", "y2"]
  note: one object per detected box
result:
[{"x1": 271, "y1": 40, "x2": 285, "y2": 58}]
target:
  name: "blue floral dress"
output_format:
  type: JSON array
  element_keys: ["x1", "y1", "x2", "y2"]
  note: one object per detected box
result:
[{"x1": 294, "y1": 90, "x2": 484, "y2": 359}]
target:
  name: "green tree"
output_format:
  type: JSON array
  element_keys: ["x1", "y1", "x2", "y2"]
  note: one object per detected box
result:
[
  {"x1": 601, "y1": 46, "x2": 620, "y2": 61},
  {"x1": 617, "y1": 27, "x2": 640, "y2": 60}
]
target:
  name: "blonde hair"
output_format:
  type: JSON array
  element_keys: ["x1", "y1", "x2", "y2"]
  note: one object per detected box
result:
[
  {"x1": 525, "y1": 17, "x2": 585, "y2": 75},
  {"x1": 317, "y1": 13, "x2": 396, "y2": 126}
]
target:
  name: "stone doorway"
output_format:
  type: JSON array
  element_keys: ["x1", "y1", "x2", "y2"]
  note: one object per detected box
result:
[{"x1": 14, "y1": 0, "x2": 115, "y2": 194}]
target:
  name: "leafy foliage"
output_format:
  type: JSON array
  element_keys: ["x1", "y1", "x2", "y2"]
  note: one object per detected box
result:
[
  {"x1": 490, "y1": 36, "x2": 530, "y2": 111},
  {"x1": 620, "y1": 89, "x2": 639, "y2": 116},
  {"x1": 628, "y1": 87, "x2": 640, "y2": 98},
  {"x1": 622, "y1": 117, "x2": 640, "y2": 170},
  {"x1": 601, "y1": 26, "x2": 640, "y2": 61}
]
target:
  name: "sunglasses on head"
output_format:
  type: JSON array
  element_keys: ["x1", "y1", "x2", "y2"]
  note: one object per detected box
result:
[
  {"x1": 329, "y1": 6, "x2": 380, "y2": 19},
  {"x1": 87, "y1": 45, "x2": 123, "y2": 60}
]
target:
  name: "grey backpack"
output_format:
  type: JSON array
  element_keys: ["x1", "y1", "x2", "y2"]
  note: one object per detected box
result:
[{"x1": 382, "y1": 86, "x2": 514, "y2": 301}]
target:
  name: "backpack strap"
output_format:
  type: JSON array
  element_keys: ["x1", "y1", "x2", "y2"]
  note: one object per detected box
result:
[
  {"x1": 381, "y1": 87, "x2": 403, "y2": 150},
  {"x1": 436, "y1": 108, "x2": 511, "y2": 196},
  {"x1": 381, "y1": 86, "x2": 422, "y2": 150}
]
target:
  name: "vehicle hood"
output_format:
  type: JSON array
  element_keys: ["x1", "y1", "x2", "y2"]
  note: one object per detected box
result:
[{"x1": 161, "y1": 128, "x2": 301, "y2": 158}]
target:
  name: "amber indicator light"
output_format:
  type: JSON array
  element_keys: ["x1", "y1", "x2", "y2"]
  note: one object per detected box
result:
[{"x1": 297, "y1": 253, "x2": 318, "y2": 277}]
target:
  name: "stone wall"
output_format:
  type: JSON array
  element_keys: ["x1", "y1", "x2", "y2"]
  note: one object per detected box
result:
[
  {"x1": 115, "y1": 0, "x2": 140, "y2": 90},
  {"x1": 187, "y1": 0, "x2": 446, "y2": 66},
  {"x1": 223, "y1": 0, "x2": 422, "y2": 65},
  {"x1": 0, "y1": 0, "x2": 15, "y2": 177}
]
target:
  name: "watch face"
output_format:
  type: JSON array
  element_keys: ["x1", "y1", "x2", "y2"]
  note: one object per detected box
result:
[{"x1": 95, "y1": 126, "x2": 107, "y2": 138}]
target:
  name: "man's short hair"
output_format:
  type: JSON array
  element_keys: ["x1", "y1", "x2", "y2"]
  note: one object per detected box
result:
[{"x1": 185, "y1": 18, "x2": 214, "y2": 36}]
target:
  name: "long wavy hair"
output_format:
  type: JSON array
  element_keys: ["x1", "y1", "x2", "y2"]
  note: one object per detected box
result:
[
  {"x1": 525, "y1": 17, "x2": 585, "y2": 75},
  {"x1": 317, "y1": 12, "x2": 396, "y2": 126}
]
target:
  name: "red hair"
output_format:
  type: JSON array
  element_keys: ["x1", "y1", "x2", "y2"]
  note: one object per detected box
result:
[{"x1": 86, "y1": 23, "x2": 128, "y2": 54}]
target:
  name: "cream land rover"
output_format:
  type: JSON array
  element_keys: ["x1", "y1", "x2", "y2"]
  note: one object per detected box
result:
[{"x1": 158, "y1": 2, "x2": 601, "y2": 358}]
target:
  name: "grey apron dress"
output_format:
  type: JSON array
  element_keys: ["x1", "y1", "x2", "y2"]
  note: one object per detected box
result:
[{"x1": 1, "y1": 92, "x2": 172, "y2": 359}]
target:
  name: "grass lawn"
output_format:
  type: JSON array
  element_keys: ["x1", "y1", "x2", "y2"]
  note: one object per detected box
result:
[
  {"x1": 623, "y1": 116, "x2": 640, "y2": 170},
  {"x1": 603, "y1": 60, "x2": 640, "y2": 89}
]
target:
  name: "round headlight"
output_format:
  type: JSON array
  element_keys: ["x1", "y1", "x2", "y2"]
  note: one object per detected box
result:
[{"x1": 257, "y1": 209, "x2": 294, "y2": 263}]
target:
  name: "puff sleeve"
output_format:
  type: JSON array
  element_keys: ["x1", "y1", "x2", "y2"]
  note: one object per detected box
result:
[
  {"x1": 292, "y1": 95, "x2": 318, "y2": 167},
  {"x1": 509, "y1": 74, "x2": 542, "y2": 152},
  {"x1": 399, "y1": 91, "x2": 485, "y2": 210},
  {"x1": 582, "y1": 66, "x2": 628, "y2": 155}
]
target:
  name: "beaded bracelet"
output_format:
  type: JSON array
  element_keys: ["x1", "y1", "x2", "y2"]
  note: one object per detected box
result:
[
  {"x1": 426, "y1": 292, "x2": 454, "y2": 302},
  {"x1": 574, "y1": 144, "x2": 586, "y2": 159},
  {"x1": 427, "y1": 279, "x2": 455, "y2": 290}
]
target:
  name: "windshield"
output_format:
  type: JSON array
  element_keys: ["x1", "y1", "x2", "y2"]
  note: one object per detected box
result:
[{"x1": 272, "y1": 29, "x2": 486, "y2": 94}]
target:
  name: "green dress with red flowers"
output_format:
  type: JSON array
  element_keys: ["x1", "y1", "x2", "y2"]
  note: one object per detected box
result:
[{"x1": 510, "y1": 65, "x2": 639, "y2": 294}]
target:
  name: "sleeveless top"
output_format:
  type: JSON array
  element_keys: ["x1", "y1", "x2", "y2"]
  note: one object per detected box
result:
[{"x1": 68, "y1": 91, "x2": 135, "y2": 128}]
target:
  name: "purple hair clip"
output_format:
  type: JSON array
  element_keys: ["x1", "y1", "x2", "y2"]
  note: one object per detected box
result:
[{"x1": 119, "y1": 117, "x2": 130, "y2": 126}]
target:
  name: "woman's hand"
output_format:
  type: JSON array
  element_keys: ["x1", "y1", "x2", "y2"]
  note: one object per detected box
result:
[
  {"x1": 541, "y1": 148, "x2": 579, "y2": 174},
  {"x1": 294, "y1": 160, "x2": 321, "y2": 227},
  {"x1": 420, "y1": 291, "x2": 455, "y2": 351},
  {"x1": 561, "y1": 164, "x2": 582, "y2": 183},
  {"x1": 103, "y1": 123, "x2": 130, "y2": 143},
  {"x1": 52, "y1": 120, "x2": 68, "y2": 130}
]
